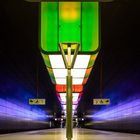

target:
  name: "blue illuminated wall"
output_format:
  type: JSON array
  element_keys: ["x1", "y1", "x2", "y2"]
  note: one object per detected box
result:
[
  {"x1": 0, "y1": 98, "x2": 47, "y2": 121},
  {"x1": 0, "y1": 74, "x2": 50, "y2": 133},
  {"x1": 93, "y1": 98, "x2": 140, "y2": 121},
  {"x1": 0, "y1": 72, "x2": 48, "y2": 119},
  {"x1": 94, "y1": 71, "x2": 140, "y2": 110},
  {"x1": 84, "y1": 68, "x2": 140, "y2": 133}
]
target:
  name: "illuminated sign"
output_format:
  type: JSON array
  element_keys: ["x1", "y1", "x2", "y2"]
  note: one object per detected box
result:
[
  {"x1": 29, "y1": 99, "x2": 46, "y2": 105},
  {"x1": 93, "y1": 99, "x2": 110, "y2": 105}
]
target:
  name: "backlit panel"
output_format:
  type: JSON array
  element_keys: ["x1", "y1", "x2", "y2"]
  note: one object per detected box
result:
[
  {"x1": 59, "y1": 2, "x2": 81, "y2": 43},
  {"x1": 49, "y1": 55, "x2": 90, "y2": 69},
  {"x1": 56, "y1": 85, "x2": 83, "y2": 92},
  {"x1": 41, "y1": 2, "x2": 58, "y2": 52},
  {"x1": 59, "y1": 93, "x2": 80, "y2": 105},
  {"x1": 55, "y1": 78, "x2": 84, "y2": 85},
  {"x1": 41, "y1": 2, "x2": 99, "y2": 53}
]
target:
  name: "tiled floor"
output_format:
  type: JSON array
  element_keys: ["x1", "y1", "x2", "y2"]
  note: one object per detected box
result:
[{"x1": 0, "y1": 128, "x2": 140, "y2": 140}]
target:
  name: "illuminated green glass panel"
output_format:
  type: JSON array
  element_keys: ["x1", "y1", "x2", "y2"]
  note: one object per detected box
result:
[
  {"x1": 59, "y1": 2, "x2": 81, "y2": 43},
  {"x1": 88, "y1": 53, "x2": 98, "y2": 68},
  {"x1": 41, "y1": 53, "x2": 51, "y2": 68},
  {"x1": 82, "y1": 2, "x2": 99, "y2": 52},
  {"x1": 82, "y1": 67, "x2": 92, "y2": 84},
  {"x1": 41, "y1": 2, "x2": 99, "y2": 54},
  {"x1": 47, "y1": 68, "x2": 56, "y2": 84},
  {"x1": 41, "y1": 2, "x2": 58, "y2": 52}
]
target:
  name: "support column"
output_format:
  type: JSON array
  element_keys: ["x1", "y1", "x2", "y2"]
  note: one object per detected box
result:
[
  {"x1": 59, "y1": 43, "x2": 79, "y2": 140},
  {"x1": 66, "y1": 46, "x2": 73, "y2": 140},
  {"x1": 66, "y1": 70, "x2": 72, "y2": 140}
]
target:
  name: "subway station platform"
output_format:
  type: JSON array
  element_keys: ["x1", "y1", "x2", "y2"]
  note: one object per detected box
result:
[{"x1": 0, "y1": 128, "x2": 140, "y2": 140}]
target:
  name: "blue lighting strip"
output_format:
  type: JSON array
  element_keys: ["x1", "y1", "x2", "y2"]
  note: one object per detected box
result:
[
  {"x1": 0, "y1": 98, "x2": 47, "y2": 121},
  {"x1": 92, "y1": 98, "x2": 140, "y2": 121}
]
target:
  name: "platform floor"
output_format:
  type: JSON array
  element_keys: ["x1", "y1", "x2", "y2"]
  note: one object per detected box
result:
[{"x1": 0, "y1": 128, "x2": 140, "y2": 140}]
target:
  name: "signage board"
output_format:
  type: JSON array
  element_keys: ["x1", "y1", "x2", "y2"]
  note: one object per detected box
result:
[
  {"x1": 93, "y1": 98, "x2": 110, "y2": 105},
  {"x1": 29, "y1": 99, "x2": 46, "y2": 105}
]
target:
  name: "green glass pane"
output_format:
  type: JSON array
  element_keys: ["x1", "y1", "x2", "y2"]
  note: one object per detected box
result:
[
  {"x1": 88, "y1": 53, "x2": 98, "y2": 68},
  {"x1": 47, "y1": 67, "x2": 56, "y2": 84},
  {"x1": 41, "y1": 2, "x2": 99, "y2": 54},
  {"x1": 82, "y1": 2, "x2": 99, "y2": 52},
  {"x1": 41, "y1": 2, "x2": 58, "y2": 52},
  {"x1": 59, "y1": 2, "x2": 81, "y2": 43},
  {"x1": 41, "y1": 53, "x2": 51, "y2": 67}
]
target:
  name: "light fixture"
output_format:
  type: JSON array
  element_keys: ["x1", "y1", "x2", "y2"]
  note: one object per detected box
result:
[
  {"x1": 49, "y1": 55, "x2": 90, "y2": 69},
  {"x1": 59, "y1": 93, "x2": 80, "y2": 104},
  {"x1": 56, "y1": 85, "x2": 83, "y2": 93},
  {"x1": 40, "y1": 2, "x2": 100, "y2": 140},
  {"x1": 55, "y1": 78, "x2": 84, "y2": 85},
  {"x1": 52, "y1": 68, "x2": 87, "y2": 78}
]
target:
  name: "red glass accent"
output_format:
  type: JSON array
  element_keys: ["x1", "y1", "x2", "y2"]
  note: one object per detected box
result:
[{"x1": 56, "y1": 85, "x2": 83, "y2": 92}]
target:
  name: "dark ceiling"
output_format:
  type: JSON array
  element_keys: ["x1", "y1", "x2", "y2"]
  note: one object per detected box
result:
[{"x1": 0, "y1": 0, "x2": 140, "y2": 116}]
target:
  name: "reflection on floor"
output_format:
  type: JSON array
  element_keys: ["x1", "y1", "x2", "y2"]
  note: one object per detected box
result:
[{"x1": 0, "y1": 128, "x2": 140, "y2": 140}]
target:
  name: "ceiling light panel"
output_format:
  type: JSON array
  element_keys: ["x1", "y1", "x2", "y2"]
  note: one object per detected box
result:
[
  {"x1": 55, "y1": 78, "x2": 84, "y2": 85},
  {"x1": 49, "y1": 55, "x2": 90, "y2": 69},
  {"x1": 74, "y1": 55, "x2": 90, "y2": 68},
  {"x1": 53, "y1": 69, "x2": 86, "y2": 78}
]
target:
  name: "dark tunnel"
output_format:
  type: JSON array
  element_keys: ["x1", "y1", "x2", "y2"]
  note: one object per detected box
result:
[{"x1": 0, "y1": 0, "x2": 140, "y2": 137}]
